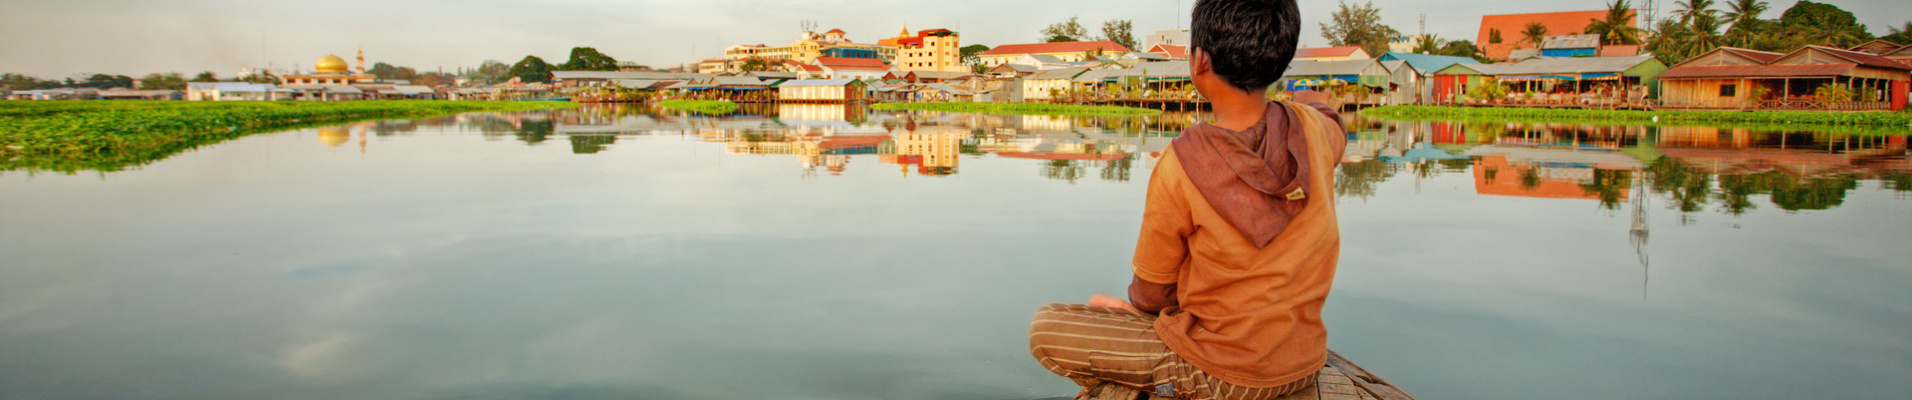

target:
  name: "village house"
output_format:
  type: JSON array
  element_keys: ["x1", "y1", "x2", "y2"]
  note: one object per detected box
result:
[
  {"x1": 1280, "y1": 59, "x2": 1391, "y2": 106},
  {"x1": 1022, "y1": 67, "x2": 1088, "y2": 102},
  {"x1": 1657, "y1": 45, "x2": 1910, "y2": 111},
  {"x1": 185, "y1": 82, "x2": 283, "y2": 101},
  {"x1": 778, "y1": 79, "x2": 868, "y2": 103},
  {"x1": 1377, "y1": 52, "x2": 1479, "y2": 105},
  {"x1": 1429, "y1": 55, "x2": 1666, "y2": 107},
  {"x1": 812, "y1": 57, "x2": 895, "y2": 80},
  {"x1": 977, "y1": 41, "x2": 1132, "y2": 68}
]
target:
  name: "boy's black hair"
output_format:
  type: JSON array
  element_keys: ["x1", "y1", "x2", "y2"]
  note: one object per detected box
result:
[{"x1": 1191, "y1": 0, "x2": 1301, "y2": 92}]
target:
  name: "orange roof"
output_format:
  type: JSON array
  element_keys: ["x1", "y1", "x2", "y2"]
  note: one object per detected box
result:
[
  {"x1": 1149, "y1": 44, "x2": 1188, "y2": 59},
  {"x1": 979, "y1": 40, "x2": 1132, "y2": 56},
  {"x1": 826, "y1": 29, "x2": 846, "y2": 34},
  {"x1": 1296, "y1": 46, "x2": 1364, "y2": 58},
  {"x1": 1598, "y1": 44, "x2": 1640, "y2": 57},
  {"x1": 1476, "y1": 10, "x2": 1630, "y2": 49},
  {"x1": 1480, "y1": 43, "x2": 1520, "y2": 60}
]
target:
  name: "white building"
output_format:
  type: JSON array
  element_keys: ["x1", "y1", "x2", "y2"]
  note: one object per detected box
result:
[
  {"x1": 1146, "y1": 29, "x2": 1190, "y2": 49},
  {"x1": 185, "y1": 82, "x2": 284, "y2": 101}
]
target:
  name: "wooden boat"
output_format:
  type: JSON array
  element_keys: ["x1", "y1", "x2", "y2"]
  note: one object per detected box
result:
[{"x1": 1075, "y1": 350, "x2": 1414, "y2": 400}]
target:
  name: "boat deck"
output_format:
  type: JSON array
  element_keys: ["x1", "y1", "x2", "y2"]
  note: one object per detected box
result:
[{"x1": 1077, "y1": 350, "x2": 1414, "y2": 400}]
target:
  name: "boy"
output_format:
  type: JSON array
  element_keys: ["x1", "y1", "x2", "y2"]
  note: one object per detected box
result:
[{"x1": 1026, "y1": 0, "x2": 1346, "y2": 399}]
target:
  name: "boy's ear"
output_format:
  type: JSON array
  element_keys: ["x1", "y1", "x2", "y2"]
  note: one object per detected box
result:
[{"x1": 1190, "y1": 47, "x2": 1211, "y2": 76}]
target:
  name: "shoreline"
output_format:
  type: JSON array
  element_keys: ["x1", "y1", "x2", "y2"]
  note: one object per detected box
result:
[
  {"x1": 1359, "y1": 105, "x2": 1912, "y2": 132},
  {"x1": 871, "y1": 102, "x2": 1164, "y2": 116},
  {"x1": 1, "y1": 100, "x2": 579, "y2": 173}
]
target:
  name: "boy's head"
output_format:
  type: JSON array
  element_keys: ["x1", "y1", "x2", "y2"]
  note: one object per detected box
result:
[{"x1": 1189, "y1": 0, "x2": 1301, "y2": 95}]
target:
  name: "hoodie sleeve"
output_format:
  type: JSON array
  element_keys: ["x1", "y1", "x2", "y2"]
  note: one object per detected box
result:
[{"x1": 1132, "y1": 149, "x2": 1195, "y2": 285}]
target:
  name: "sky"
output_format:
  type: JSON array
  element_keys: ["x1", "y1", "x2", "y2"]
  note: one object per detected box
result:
[{"x1": 0, "y1": 0, "x2": 1903, "y2": 79}]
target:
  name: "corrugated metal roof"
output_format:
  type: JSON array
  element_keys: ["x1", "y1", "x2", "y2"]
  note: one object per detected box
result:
[
  {"x1": 1073, "y1": 69, "x2": 1118, "y2": 82},
  {"x1": 1283, "y1": 59, "x2": 1387, "y2": 77},
  {"x1": 777, "y1": 79, "x2": 859, "y2": 87},
  {"x1": 1541, "y1": 34, "x2": 1601, "y2": 50},
  {"x1": 1024, "y1": 54, "x2": 1067, "y2": 65},
  {"x1": 1116, "y1": 61, "x2": 1190, "y2": 77},
  {"x1": 552, "y1": 71, "x2": 707, "y2": 80},
  {"x1": 980, "y1": 41, "x2": 1132, "y2": 56},
  {"x1": 1657, "y1": 64, "x2": 1858, "y2": 79},
  {"x1": 1377, "y1": 52, "x2": 1477, "y2": 75},
  {"x1": 1495, "y1": 55, "x2": 1658, "y2": 75},
  {"x1": 1028, "y1": 67, "x2": 1088, "y2": 80}
]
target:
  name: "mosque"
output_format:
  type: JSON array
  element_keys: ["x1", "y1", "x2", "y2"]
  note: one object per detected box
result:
[{"x1": 282, "y1": 49, "x2": 375, "y2": 85}]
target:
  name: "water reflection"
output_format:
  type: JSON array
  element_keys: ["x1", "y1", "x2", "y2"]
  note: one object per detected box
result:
[{"x1": 1337, "y1": 115, "x2": 1911, "y2": 214}]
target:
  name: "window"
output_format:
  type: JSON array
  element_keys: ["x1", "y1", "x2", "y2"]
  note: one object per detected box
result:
[{"x1": 1719, "y1": 84, "x2": 1736, "y2": 97}]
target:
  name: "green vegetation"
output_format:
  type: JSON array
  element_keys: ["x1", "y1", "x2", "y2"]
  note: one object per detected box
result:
[
  {"x1": 1359, "y1": 106, "x2": 1912, "y2": 135},
  {"x1": 872, "y1": 102, "x2": 1163, "y2": 116},
  {"x1": 1, "y1": 100, "x2": 578, "y2": 173},
  {"x1": 1319, "y1": 1, "x2": 1401, "y2": 60},
  {"x1": 657, "y1": 100, "x2": 740, "y2": 115}
]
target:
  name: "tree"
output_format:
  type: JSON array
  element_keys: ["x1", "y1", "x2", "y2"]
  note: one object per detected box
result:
[
  {"x1": 959, "y1": 44, "x2": 990, "y2": 66},
  {"x1": 560, "y1": 47, "x2": 619, "y2": 71},
  {"x1": 414, "y1": 73, "x2": 455, "y2": 88},
  {"x1": 1319, "y1": 1, "x2": 1401, "y2": 58},
  {"x1": 1041, "y1": 16, "x2": 1089, "y2": 43},
  {"x1": 1439, "y1": 40, "x2": 1488, "y2": 61},
  {"x1": 1489, "y1": 28, "x2": 1504, "y2": 44},
  {"x1": 1410, "y1": 33, "x2": 1445, "y2": 54},
  {"x1": 81, "y1": 74, "x2": 135, "y2": 89},
  {"x1": 1585, "y1": 0, "x2": 1643, "y2": 45},
  {"x1": 140, "y1": 72, "x2": 187, "y2": 90},
  {"x1": 473, "y1": 60, "x2": 510, "y2": 85},
  {"x1": 1101, "y1": 19, "x2": 1137, "y2": 51},
  {"x1": 739, "y1": 59, "x2": 770, "y2": 72},
  {"x1": 1722, "y1": 0, "x2": 1768, "y2": 33},
  {"x1": 1520, "y1": 22, "x2": 1550, "y2": 48},
  {"x1": 1, "y1": 73, "x2": 62, "y2": 92},
  {"x1": 190, "y1": 71, "x2": 218, "y2": 82},
  {"x1": 507, "y1": 55, "x2": 552, "y2": 83},
  {"x1": 1884, "y1": 21, "x2": 1912, "y2": 45},
  {"x1": 238, "y1": 71, "x2": 277, "y2": 84}
]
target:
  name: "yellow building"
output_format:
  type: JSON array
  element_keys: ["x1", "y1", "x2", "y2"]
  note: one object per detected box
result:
[
  {"x1": 282, "y1": 49, "x2": 375, "y2": 85},
  {"x1": 724, "y1": 28, "x2": 898, "y2": 64},
  {"x1": 883, "y1": 28, "x2": 963, "y2": 73}
]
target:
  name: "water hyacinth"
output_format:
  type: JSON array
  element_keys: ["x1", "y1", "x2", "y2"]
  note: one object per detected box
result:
[
  {"x1": 0, "y1": 100, "x2": 579, "y2": 173},
  {"x1": 656, "y1": 100, "x2": 741, "y2": 115}
]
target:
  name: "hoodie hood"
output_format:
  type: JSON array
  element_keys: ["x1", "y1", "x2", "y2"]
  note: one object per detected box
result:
[{"x1": 1168, "y1": 101, "x2": 1315, "y2": 247}]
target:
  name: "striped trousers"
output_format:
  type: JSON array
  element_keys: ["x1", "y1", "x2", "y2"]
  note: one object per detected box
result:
[{"x1": 1028, "y1": 303, "x2": 1316, "y2": 400}]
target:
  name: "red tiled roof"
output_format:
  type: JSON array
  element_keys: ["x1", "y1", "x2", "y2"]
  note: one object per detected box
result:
[
  {"x1": 826, "y1": 29, "x2": 846, "y2": 34},
  {"x1": 1149, "y1": 44, "x2": 1188, "y2": 59},
  {"x1": 796, "y1": 64, "x2": 824, "y2": 72},
  {"x1": 1296, "y1": 46, "x2": 1364, "y2": 58},
  {"x1": 1657, "y1": 64, "x2": 1858, "y2": 79},
  {"x1": 1797, "y1": 45, "x2": 1912, "y2": 71},
  {"x1": 816, "y1": 57, "x2": 888, "y2": 68},
  {"x1": 1480, "y1": 43, "x2": 1520, "y2": 60},
  {"x1": 979, "y1": 40, "x2": 1132, "y2": 56},
  {"x1": 1477, "y1": 10, "x2": 1631, "y2": 47},
  {"x1": 1889, "y1": 56, "x2": 1912, "y2": 68}
]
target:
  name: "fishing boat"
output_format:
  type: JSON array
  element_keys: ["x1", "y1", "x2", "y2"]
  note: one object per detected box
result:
[{"x1": 1073, "y1": 351, "x2": 1414, "y2": 400}]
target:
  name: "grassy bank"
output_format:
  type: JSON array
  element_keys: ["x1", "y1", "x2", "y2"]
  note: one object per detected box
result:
[
  {"x1": 872, "y1": 102, "x2": 1163, "y2": 116},
  {"x1": 1360, "y1": 105, "x2": 1912, "y2": 130},
  {"x1": 1, "y1": 100, "x2": 578, "y2": 173},
  {"x1": 657, "y1": 100, "x2": 739, "y2": 115}
]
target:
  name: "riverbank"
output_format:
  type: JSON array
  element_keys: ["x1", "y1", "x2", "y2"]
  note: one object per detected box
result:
[
  {"x1": 1360, "y1": 105, "x2": 1912, "y2": 128},
  {"x1": 0, "y1": 100, "x2": 578, "y2": 172},
  {"x1": 872, "y1": 102, "x2": 1163, "y2": 116},
  {"x1": 656, "y1": 100, "x2": 740, "y2": 115}
]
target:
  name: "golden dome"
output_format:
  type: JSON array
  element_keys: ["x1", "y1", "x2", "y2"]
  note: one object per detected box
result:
[
  {"x1": 315, "y1": 54, "x2": 349, "y2": 73},
  {"x1": 318, "y1": 127, "x2": 350, "y2": 147}
]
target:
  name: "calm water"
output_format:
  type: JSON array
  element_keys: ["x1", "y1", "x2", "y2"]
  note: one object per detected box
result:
[{"x1": 2, "y1": 104, "x2": 1908, "y2": 400}]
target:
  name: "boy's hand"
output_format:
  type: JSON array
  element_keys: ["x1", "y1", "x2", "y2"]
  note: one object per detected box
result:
[
  {"x1": 1292, "y1": 90, "x2": 1332, "y2": 106},
  {"x1": 1090, "y1": 294, "x2": 1139, "y2": 312}
]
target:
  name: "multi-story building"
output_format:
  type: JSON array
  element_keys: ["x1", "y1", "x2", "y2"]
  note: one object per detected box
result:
[
  {"x1": 724, "y1": 28, "x2": 899, "y2": 65},
  {"x1": 977, "y1": 41, "x2": 1132, "y2": 68},
  {"x1": 882, "y1": 28, "x2": 964, "y2": 73}
]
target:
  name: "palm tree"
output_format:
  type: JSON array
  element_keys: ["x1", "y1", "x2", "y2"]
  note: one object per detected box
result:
[
  {"x1": 1412, "y1": 33, "x2": 1446, "y2": 54},
  {"x1": 1675, "y1": 0, "x2": 1718, "y2": 24},
  {"x1": 1722, "y1": 0, "x2": 1768, "y2": 46},
  {"x1": 1585, "y1": 0, "x2": 1643, "y2": 45},
  {"x1": 1521, "y1": 22, "x2": 1550, "y2": 48}
]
